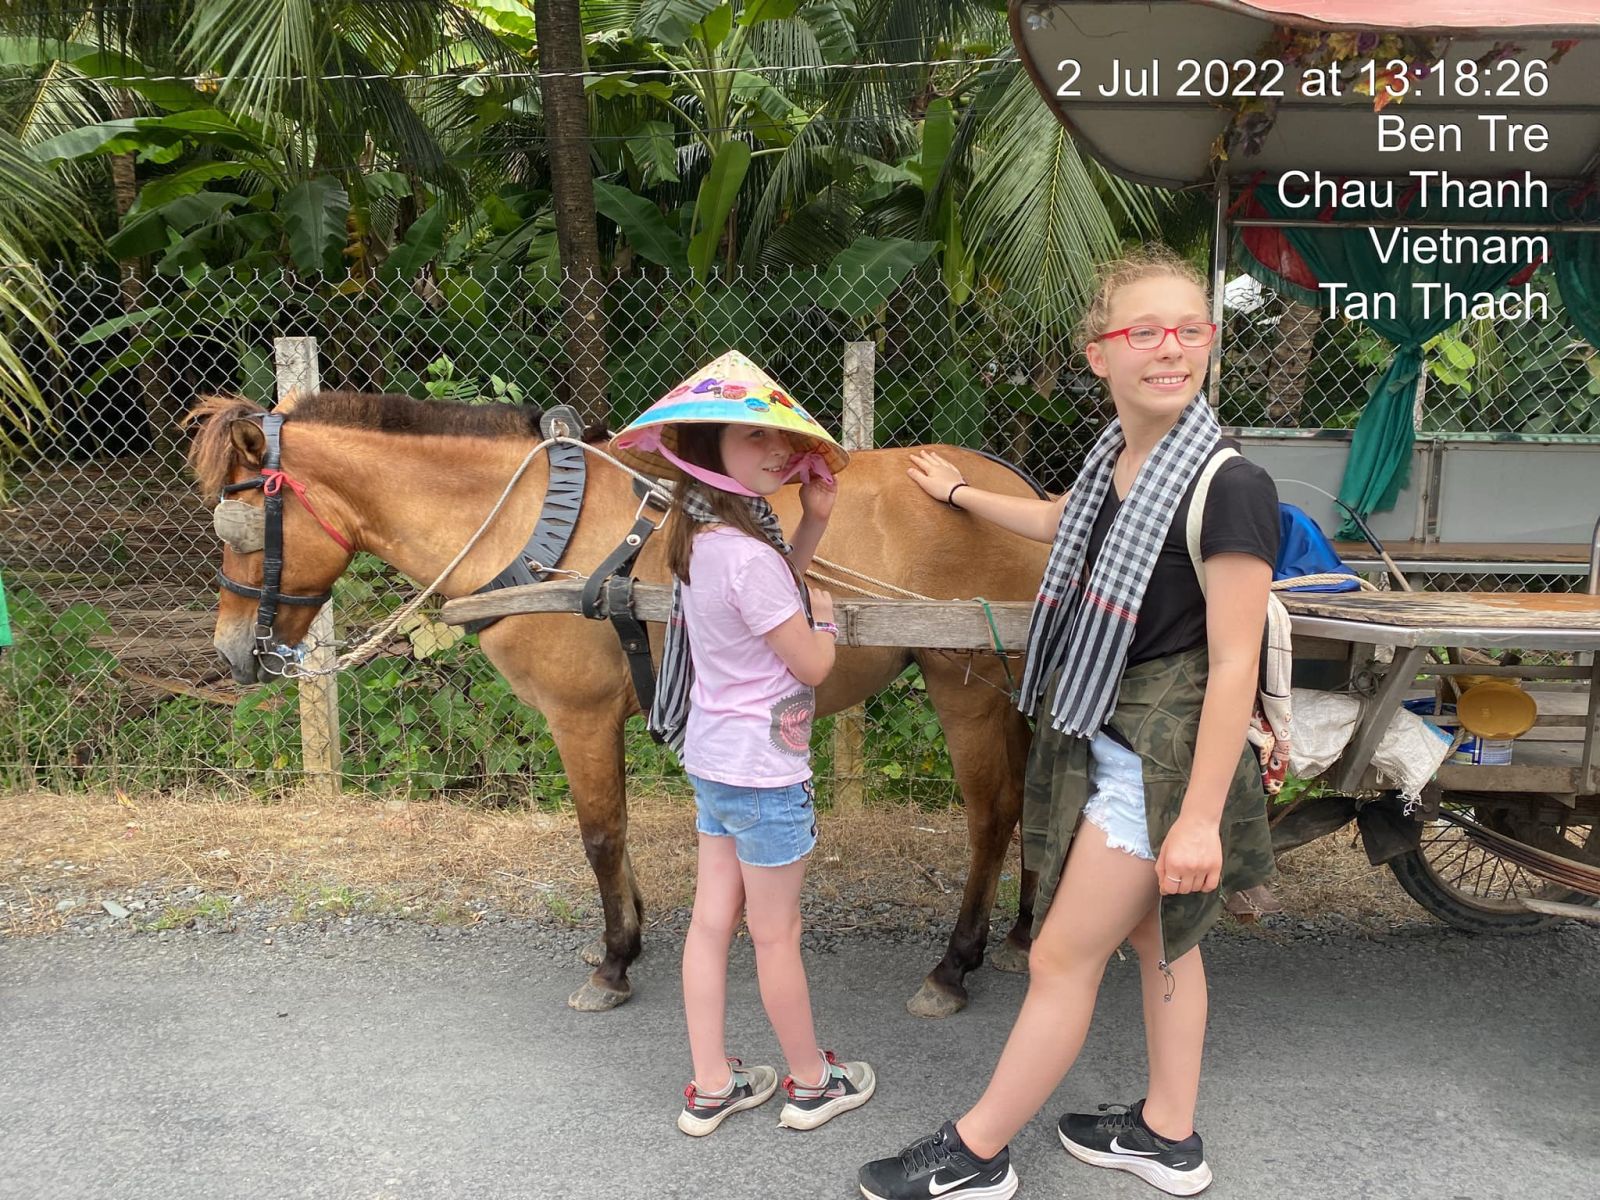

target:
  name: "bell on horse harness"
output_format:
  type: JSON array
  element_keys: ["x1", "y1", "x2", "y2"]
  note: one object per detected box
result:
[{"x1": 212, "y1": 411, "x2": 351, "y2": 670}]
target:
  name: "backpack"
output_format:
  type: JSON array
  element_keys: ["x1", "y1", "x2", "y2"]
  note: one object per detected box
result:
[{"x1": 1186, "y1": 449, "x2": 1294, "y2": 795}]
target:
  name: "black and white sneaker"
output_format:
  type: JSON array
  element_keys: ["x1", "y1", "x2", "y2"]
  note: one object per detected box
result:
[
  {"x1": 1058, "y1": 1100, "x2": 1213, "y2": 1195},
  {"x1": 676, "y1": 1057, "x2": 778, "y2": 1136},
  {"x1": 858, "y1": 1120, "x2": 1019, "y2": 1200},
  {"x1": 777, "y1": 1049, "x2": 876, "y2": 1130}
]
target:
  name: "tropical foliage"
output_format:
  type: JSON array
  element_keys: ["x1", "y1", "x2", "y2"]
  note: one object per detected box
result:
[{"x1": 0, "y1": 0, "x2": 1194, "y2": 482}]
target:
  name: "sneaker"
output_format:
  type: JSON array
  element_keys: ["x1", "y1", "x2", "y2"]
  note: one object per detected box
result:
[
  {"x1": 676, "y1": 1057, "x2": 778, "y2": 1137},
  {"x1": 777, "y1": 1050, "x2": 876, "y2": 1130},
  {"x1": 1058, "y1": 1099, "x2": 1213, "y2": 1195},
  {"x1": 858, "y1": 1121, "x2": 1018, "y2": 1200}
]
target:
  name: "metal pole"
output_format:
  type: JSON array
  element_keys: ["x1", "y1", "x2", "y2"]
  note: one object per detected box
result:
[
  {"x1": 1588, "y1": 512, "x2": 1600, "y2": 597},
  {"x1": 1207, "y1": 174, "x2": 1229, "y2": 404},
  {"x1": 1584, "y1": 509, "x2": 1600, "y2": 791}
]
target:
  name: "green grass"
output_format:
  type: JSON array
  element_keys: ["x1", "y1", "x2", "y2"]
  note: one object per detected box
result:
[{"x1": 142, "y1": 895, "x2": 233, "y2": 931}]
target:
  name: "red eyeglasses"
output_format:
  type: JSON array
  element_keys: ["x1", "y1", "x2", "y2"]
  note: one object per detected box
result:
[{"x1": 1096, "y1": 322, "x2": 1217, "y2": 350}]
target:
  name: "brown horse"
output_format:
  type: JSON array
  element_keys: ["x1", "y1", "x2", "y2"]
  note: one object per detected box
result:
[{"x1": 187, "y1": 390, "x2": 1050, "y2": 1016}]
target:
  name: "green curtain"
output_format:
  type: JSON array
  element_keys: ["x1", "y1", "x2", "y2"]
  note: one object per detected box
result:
[
  {"x1": 1553, "y1": 194, "x2": 1600, "y2": 350},
  {"x1": 1246, "y1": 188, "x2": 1538, "y2": 535}
]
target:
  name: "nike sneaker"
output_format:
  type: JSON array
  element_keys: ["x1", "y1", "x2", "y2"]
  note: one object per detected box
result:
[
  {"x1": 676, "y1": 1057, "x2": 778, "y2": 1136},
  {"x1": 1058, "y1": 1099, "x2": 1213, "y2": 1195},
  {"x1": 858, "y1": 1120, "x2": 1018, "y2": 1200},
  {"x1": 777, "y1": 1049, "x2": 875, "y2": 1130}
]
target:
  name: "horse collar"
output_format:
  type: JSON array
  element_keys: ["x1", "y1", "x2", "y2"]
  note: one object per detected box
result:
[{"x1": 459, "y1": 406, "x2": 590, "y2": 635}]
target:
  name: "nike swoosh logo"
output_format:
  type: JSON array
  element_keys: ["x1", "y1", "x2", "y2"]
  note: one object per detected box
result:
[
  {"x1": 1109, "y1": 1136, "x2": 1162, "y2": 1157},
  {"x1": 929, "y1": 1173, "x2": 979, "y2": 1196}
]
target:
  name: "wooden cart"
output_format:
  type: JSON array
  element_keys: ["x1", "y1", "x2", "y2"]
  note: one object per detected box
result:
[{"x1": 1274, "y1": 589, "x2": 1600, "y2": 932}]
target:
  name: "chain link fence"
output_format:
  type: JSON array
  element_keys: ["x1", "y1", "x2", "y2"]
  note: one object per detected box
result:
[{"x1": 2, "y1": 265, "x2": 1595, "y2": 798}]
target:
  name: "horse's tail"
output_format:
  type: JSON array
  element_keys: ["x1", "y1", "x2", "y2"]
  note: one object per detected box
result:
[{"x1": 184, "y1": 393, "x2": 267, "y2": 498}]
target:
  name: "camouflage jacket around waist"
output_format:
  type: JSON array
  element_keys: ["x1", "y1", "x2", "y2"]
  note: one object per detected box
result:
[{"x1": 1021, "y1": 645, "x2": 1274, "y2": 965}]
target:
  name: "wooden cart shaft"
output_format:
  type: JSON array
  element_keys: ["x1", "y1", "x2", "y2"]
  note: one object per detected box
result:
[{"x1": 440, "y1": 584, "x2": 1600, "y2": 796}]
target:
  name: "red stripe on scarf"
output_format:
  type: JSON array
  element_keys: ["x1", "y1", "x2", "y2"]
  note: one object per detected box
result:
[
  {"x1": 1035, "y1": 578, "x2": 1082, "y2": 608},
  {"x1": 1085, "y1": 590, "x2": 1136, "y2": 622}
]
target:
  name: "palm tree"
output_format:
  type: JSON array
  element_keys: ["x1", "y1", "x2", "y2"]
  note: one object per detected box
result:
[{"x1": 535, "y1": 0, "x2": 609, "y2": 422}]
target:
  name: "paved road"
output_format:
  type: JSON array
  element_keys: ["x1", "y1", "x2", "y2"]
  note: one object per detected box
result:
[{"x1": 3, "y1": 921, "x2": 1597, "y2": 1200}]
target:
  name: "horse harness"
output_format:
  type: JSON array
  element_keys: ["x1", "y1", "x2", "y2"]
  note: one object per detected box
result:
[
  {"x1": 211, "y1": 405, "x2": 667, "y2": 705},
  {"x1": 213, "y1": 411, "x2": 353, "y2": 663},
  {"x1": 458, "y1": 405, "x2": 668, "y2": 716}
]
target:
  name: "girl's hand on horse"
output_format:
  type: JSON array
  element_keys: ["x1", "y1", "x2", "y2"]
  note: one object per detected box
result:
[
  {"x1": 1154, "y1": 812, "x2": 1222, "y2": 895},
  {"x1": 798, "y1": 476, "x2": 836, "y2": 523},
  {"x1": 907, "y1": 449, "x2": 965, "y2": 504},
  {"x1": 807, "y1": 584, "x2": 835, "y2": 624}
]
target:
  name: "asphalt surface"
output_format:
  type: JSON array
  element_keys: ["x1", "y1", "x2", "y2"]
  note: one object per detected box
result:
[{"x1": 3, "y1": 919, "x2": 1597, "y2": 1200}]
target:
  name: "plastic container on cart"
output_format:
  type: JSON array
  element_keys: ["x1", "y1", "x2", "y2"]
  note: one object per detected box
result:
[
  {"x1": 1455, "y1": 679, "x2": 1539, "y2": 740},
  {"x1": 1402, "y1": 698, "x2": 1516, "y2": 766}
]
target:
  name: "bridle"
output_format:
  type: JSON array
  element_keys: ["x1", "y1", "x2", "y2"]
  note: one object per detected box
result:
[{"x1": 213, "y1": 412, "x2": 353, "y2": 670}]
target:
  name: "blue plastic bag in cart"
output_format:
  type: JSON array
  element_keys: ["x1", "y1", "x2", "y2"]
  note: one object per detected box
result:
[{"x1": 1275, "y1": 504, "x2": 1361, "y2": 592}]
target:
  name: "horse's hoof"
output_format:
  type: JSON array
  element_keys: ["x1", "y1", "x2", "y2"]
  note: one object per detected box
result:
[
  {"x1": 988, "y1": 939, "x2": 1031, "y2": 975},
  {"x1": 578, "y1": 939, "x2": 605, "y2": 968},
  {"x1": 906, "y1": 978, "x2": 967, "y2": 1019},
  {"x1": 568, "y1": 975, "x2": 631, "y2": 1012}
]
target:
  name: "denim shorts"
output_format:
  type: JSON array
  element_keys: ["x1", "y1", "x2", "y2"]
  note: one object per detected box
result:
[
  {"x1": 1082, "y1": 732, "x2": 1155, "y2": 861},
  {"x1": 689, "y1": 774, "x2": 818, "y2": 868}
]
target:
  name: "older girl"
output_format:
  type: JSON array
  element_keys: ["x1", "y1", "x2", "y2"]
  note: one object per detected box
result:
[{"x1": 859, "y1": 247, "x2": 1277, "y2": 1200}]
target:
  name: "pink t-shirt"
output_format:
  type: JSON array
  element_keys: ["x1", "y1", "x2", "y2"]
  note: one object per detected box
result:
[{"x1": 680, "y1": 526, "x2": 815, "y2": 787}]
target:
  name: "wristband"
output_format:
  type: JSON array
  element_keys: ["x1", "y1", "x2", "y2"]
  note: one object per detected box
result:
[
  {"x1": 946, "y1": 481, "x2": 969, "y2": 509},
  {"x1": 814, "y1": 621, "x2": 839, "y2": 639}
]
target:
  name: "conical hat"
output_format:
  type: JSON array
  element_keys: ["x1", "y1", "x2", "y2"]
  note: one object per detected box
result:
[{"x1": 611, "y1": 350, "x2": 849, "y2": 480}]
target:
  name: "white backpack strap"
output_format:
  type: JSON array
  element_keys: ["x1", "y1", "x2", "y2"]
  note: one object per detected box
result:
[{"x1": 1185, "y1": 447, "x2": 1241, "y2": 596}]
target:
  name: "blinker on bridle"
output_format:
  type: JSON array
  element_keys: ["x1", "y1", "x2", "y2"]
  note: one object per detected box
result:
[{"x1": 213, "y1": 411, "x2": 353, "y2": 670}]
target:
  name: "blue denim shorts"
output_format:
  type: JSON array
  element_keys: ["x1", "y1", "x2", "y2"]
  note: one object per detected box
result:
[
  {"x1": 1082, "y1": 732, "x2": 1155, "y2": 861},
  {"x1": 689, "y1": 775, "x2": 818, "y2": 868}
]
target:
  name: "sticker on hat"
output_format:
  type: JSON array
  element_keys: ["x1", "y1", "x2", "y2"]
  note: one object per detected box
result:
[{"x1": 611, "y1": 351, "x2": 849, "y2": 490}]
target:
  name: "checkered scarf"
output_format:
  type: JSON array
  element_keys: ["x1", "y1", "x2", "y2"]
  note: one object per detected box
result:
[
  {"x1": 649, "y1": 487, "x2": 799, "y2": 756},
  {"x1": 1017, "y1": 396, "x2": 1222, "y2": 736}
]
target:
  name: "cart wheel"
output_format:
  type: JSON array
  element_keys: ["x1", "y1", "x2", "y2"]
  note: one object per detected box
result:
[{"x1": 1387, "y1": 794, "x2": 1599, "y2": 933}]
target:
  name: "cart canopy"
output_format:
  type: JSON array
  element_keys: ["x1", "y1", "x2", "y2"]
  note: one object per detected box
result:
[{"x1": 1012, "y1": 1, "x2": 1600, "y2": 187}]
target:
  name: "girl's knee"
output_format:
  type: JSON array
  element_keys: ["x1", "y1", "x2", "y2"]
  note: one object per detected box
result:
[
  {"x1": 1126, "y1": 914, "x2": 1163, "y2": 963},
  {"x1": 1027, "y1": 933, "x2": 1104, "y2": 984},
  {"x1": 689, "y1": 904, "x2": 744, "y2": 944},
  {"x1": 747, "y1": 913, "x2": 802, "y2": 953}
]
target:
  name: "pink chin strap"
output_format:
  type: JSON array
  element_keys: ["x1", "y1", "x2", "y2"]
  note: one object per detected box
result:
[{"x1": 619, "y1": 426, "x2": 835, "y2": 498}]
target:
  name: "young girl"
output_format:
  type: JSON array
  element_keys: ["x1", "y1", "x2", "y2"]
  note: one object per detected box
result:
[
  {"x1": 859, "y1": 247, "x2": 1278, "y2": 1200},
  {"x1": 612, "y1": 352, "x2": 877, "y2": 1138}
]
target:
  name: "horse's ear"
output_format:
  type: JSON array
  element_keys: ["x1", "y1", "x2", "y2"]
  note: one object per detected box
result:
[{"x1": 229, "y1": 418, "x2": 267, "y2": 468}]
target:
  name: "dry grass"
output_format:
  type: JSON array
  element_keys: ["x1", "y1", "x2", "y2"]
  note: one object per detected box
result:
[{"x1": 0, "y1": 788, "x2": 1426, "y2": 936}]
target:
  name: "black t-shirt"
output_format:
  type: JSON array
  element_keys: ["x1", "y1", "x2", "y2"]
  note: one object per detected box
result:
[{"x1": 1082, "y1": 453, "x2": 1280, "y2": 667}]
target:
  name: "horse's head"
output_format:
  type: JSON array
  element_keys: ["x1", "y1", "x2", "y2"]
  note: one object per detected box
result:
[{"x1": 186, "y1": 395, "x2": 356, "y2": 684}]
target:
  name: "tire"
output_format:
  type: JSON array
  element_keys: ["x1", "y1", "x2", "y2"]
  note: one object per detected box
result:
[{"x1": 1387, "y1": 795, "x2": 1598, "y2": 934}]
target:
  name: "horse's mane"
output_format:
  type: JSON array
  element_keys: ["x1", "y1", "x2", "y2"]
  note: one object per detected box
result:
[
  {"x1": 185, "y1": 390, "x2": 611, "y2": 497},
  {"x1": 291, "y1": 390, "x2": 548, "y2": 439},
  {"x1": 184, "y1": 393, "x2": 266, "y2": 497}
]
